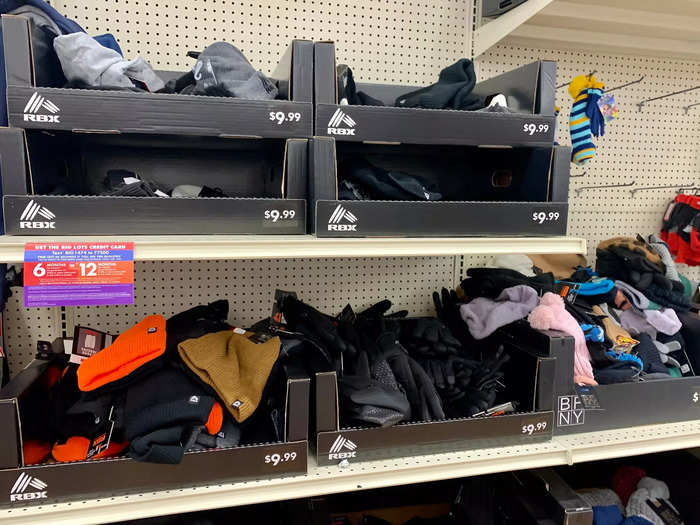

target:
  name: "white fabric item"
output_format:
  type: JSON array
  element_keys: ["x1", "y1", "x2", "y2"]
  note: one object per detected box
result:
[{"x1": 489, "y1": 254, "x2": 535, "y2": 276}]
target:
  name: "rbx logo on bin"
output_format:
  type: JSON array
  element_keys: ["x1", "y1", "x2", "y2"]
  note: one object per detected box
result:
[
  {"x1": 328, "y1": 434, "x2": 357, "y2": 460},
  {"x1": 557, "y1": 395, "x2": 585, "y2": 427},
  {"x1": 9, "y1": 473, "x2": 47, "y2": 501},
  {"x1": 327, "y1": 205, "x2": 358, "y2": 231}
]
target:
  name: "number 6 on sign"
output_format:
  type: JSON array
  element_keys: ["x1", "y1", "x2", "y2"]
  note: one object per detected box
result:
[{"x1": 32, "y1": 263, "x2": 46, "y2": 278}]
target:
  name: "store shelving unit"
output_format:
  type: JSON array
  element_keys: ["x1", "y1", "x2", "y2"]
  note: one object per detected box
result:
[
  {"x1": 2, "y1": 420, "x2": 700, "y2": 525},
  {"x1": 0, "y1": 235, "x2": 586, "y2": 262}
]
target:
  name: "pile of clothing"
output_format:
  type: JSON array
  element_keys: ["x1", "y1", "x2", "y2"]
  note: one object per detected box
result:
[
  {"x1": 464, "y1": 241, "x2": 700, "y2": 385},
  {"x1": 99, "y1": 170, "x2": 228, "y2": 198},
  {"x1": 21, "y1": 301, "x2": 293, "y2": 465},
  {"x1": 12, "y1": 2, "x2": 277, "y2": 100},
  {"x1": 577, "y1": 466, "x2": 682, "y2": 525},
  {"x1": 337, "y1": 61, "x2": 514, "y2": 113},
  {"x1": 279, "y1": 295, "x2": 513, "y2": 428},
  {"x1": 661, "y1": 193, "x2": 700, "y2": 267}
]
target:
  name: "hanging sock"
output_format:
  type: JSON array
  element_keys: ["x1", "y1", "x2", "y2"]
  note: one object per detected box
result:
[{"x1": 568, "y1": 75, "x2": 605, "y2": 165}]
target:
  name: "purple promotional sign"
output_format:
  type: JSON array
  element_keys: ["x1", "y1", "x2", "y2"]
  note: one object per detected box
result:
[{"x1": 24, "y1": 242, "x2": 134, "y2": 308}]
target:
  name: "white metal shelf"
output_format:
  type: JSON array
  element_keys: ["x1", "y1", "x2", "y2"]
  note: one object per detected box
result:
[
  {"x1": 0, "y1": 235, "x2": 586, "y2": 263},
  {"x1": 3, "y1": 420, "x2": 700, "y2": 525}
]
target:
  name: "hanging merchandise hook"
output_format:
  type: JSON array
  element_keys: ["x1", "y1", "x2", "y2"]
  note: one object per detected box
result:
[
  {"x1": 557, "y1": 71, "x2": 597, "y2": 90},
  {"x1": 574, "y1": 181, "x2": 636, "y2": 196},
  {"x1": 570, "y1": 171, "x2": 587, "y2": 178},
  {"x1": 605, "y1": 76, "x2": 645, "y2": 94},
  {"x1": 637, "y1": 84, "x2": 700, "y2": 111},
  {"x1": 678, "y1": 186, "x2": 700, "y2": 194},
  {"x1": 630, "y1": 182, "x2": 696, "y2": 196},
  {"x1": 683, "y1": 102, "x2": 700, "y2": 114}
]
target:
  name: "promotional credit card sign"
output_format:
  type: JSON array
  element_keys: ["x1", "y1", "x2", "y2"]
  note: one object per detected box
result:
[{"x1": 24, "y1": 242, "x2": 134, "y2": 307}]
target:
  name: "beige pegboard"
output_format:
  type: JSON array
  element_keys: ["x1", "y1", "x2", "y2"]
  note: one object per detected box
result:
[
  {"x1": 478, "y1": 44, "x2": 700, "y2": 280},
  {"x1": 3, "y1": 287, "x2": 62, "y2": 374},
  {"x1": 64, "y1": 257, "x2": 455, "y2": 336},
  {"x1": 53, "y1": 0, "x2": 471, "y2": 85}
]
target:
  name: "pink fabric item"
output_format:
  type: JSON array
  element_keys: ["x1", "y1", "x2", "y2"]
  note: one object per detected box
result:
[{"x1": 528, "y1": 292, "x2": 597, "y2": 385}]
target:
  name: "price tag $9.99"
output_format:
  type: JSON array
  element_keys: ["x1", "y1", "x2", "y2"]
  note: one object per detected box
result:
[
  {"x1": 521, "y1": 419, "x2": 549, "y2": 436},
  {"x1": 264, "y1": 451, "x2": 298, "y2": 466}
]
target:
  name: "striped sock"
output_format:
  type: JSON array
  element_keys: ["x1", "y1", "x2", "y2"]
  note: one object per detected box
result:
[{"x1": 570, "y1": 89, "x2": 596, "y2": 165}]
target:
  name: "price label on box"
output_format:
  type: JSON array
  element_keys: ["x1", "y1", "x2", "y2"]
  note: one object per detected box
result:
[{"x1": 24, "y1": 242, "x2": 134, "y2": 307}]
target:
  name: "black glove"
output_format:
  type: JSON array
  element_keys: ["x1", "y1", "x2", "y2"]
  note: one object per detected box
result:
[
  {"x1": 399, "y1": 318, "x2": 461, "y2": 358},
  {"x1": 433, "y1": 288, "x2": 473, "y2": 347},
  {"x1": 419, "y1": 355, "x2": 480, "y2": 392},
  {"x1": 339, "y1": 349, "x2": 410, "y2": 427},
  {"x1": 281, "y1": 297, "x2": 355, "y2": 360},
  {"x1": 377, "y1": 333, "x2": 445, "y2": 422}
]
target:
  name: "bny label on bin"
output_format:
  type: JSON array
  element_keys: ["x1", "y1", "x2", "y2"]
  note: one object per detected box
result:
[{"x1": 24, "y1": 242, "x2": 134, "y2": 307}]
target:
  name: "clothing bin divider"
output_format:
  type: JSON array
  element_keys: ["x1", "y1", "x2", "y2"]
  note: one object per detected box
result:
[
  {"x1": 0, "y1": 128, "x2": 308, "y2": 235},
  {"x1": 309, "y1": 136, "x2": 570, "y2": 237},
  {"x1": 549, "y1": 327, "x2": 700, "y2": 435},
  {"x1": 2, "y1": 15, "x2": 313, "y2": 138},
  {"x1": 0, "y1": 357, "x2": 309, "y2": 507},
  {"x1": 312, "y1": 42, "x2": 556, "y2": 146},
  {"x1": 313, "y1": 324, "x2": 559, "y2": 466}
]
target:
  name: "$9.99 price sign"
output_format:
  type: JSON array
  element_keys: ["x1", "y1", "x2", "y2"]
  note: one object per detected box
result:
[
  {"x1": 24, "y1": 242, "x2": 134, "y2": 308},
  {"x1": 264, "y1": 451, "x2": 298, "y2": 466},
  {"x1": 520, "y1": 416, "x2": 549, "y2": 436}
]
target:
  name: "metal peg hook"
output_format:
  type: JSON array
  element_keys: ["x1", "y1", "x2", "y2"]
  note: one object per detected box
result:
[
  {"x1": 570, "y1": 171, "x2": 587, "y2": 178},
  {"x1": 637, "y1": 84, "x2": 700, "y2": 111},
  {"x1": 605, "y1": 76, "x2": 645, "y2": 94},
  {"x1": 630, "y1": 182, "x2": 696, "y2": 196},
  {"x1": 574, "y1": 181, "x2": 636, "y2": 196},
  {"x1": 556, "y1": 71, "x2": 597, "y2": 90},
  {"x1": 683, "y1": 102, "x2": 700, "y2": 114}
]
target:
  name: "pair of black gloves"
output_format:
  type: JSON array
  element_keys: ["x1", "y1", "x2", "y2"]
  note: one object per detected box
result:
[
  {"x1": 281, "y1": 295, "x2": 509, "y2": 427},
  {"x1": 281, "y1": 296, "x2": 445, "y2": 426}
]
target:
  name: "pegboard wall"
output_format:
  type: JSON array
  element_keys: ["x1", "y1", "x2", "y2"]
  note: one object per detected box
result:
[
  {"x1": 52, "y1": 0, "x2": 470, "y2": 85},
  {"x1": 4, "y1": 3, "x2": 699, "y2": 373},
  {"x1": 478, "y1": 43, "x2": 700, "y2": 279}
]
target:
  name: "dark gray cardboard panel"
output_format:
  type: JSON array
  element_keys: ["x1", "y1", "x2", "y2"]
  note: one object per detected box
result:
[
  {"x1": 4, "y1": 195, "x2": 306, "y2": 235},
  {"x1": 0, "y1": 129, "x2": 29, "y2": 196},
  {"x1": 313, "y1": 42, "x2": 336, "y2": 105},
  {"x1": 0, "y1": 401, "x2": 20, "y2": 470},
  {"x1": 0, "y1": 441, "x2": 307, "y2": 507},
  {"x1": 8, "y1": 86, "x2": 313, "y2": 138},
  {"x1": 316, "y1": 411, "x2": 553, "y2": 466},
  {"x1": 550, "y1": 146, "x2": 572, "y2": 202},
  {"x1": 2, "y1": 16, "x2": 32, "y2": 87},
  {"x1": 315, "y1": 200, "x2": 568, "y2": 237},
  {"x1": 315, "y1": 103, "x2": 555, "y2": 146},
  {"x1": 291, "y1": 40, "x2": 314, "y2": 103},
  {"x1": 471, "y1": 61, "x2": 540, "y2": 114}
]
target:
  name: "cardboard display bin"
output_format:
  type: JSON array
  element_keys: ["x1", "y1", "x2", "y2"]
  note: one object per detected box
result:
[
  {"x1": 313, "y1": 42, "x2": 556, "y2": 147},
  {"x1": 549, "y1": 324, "x2": 700, "y2": 435},
  {"x1": 313, "y1": 324, "x2": 557, "y2": 466},
  {"x1": 0, "y1": 356, "x2": 309, "y2": 506},
  {"x1": 0, "y1": 127, "x2": 307, "y2": 235},
  {"x1": 309, "y1": 137, "x2": 570, "y2": 237},
  {"x1": 3, "y1": 15, "x2": 313, "y2": 138}
]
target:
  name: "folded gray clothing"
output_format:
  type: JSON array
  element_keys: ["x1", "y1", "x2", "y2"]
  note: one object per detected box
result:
[
  {"x1": 614, "y1": 280, "x2": 651, "y2": 312},
  {"x1": 460, "y1": 284, "x2": 538, "y2": 340},
  {"x1": 54, "y1": 32, "x2": 164, "y2": 91},
  {"x1": 192, "y1": 42, "x2": 277, "y2": 100},
  {"x1": 648, "y1": 234, "x2": 681, "y2": 283}
]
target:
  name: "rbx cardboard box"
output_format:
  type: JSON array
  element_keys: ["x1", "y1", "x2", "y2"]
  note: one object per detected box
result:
[
  {"x1": 0, "y1": 357, "x2": 309, "y2": 506},
  {"x1": 0, "y1": 127, "x2": 308, "y2": 235},
  {"x1": 313, "y1": 42, "x2": 556, "y2": 146},
  {"x1": 309, "y1": 137, "x2": 570, "y2": 237},
  {"x1": 313, "y1": 325, "x2": 556, "y2": 466},
  {"x1": 3, "y1": 15, "x2": 313, "y2": 138}
]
